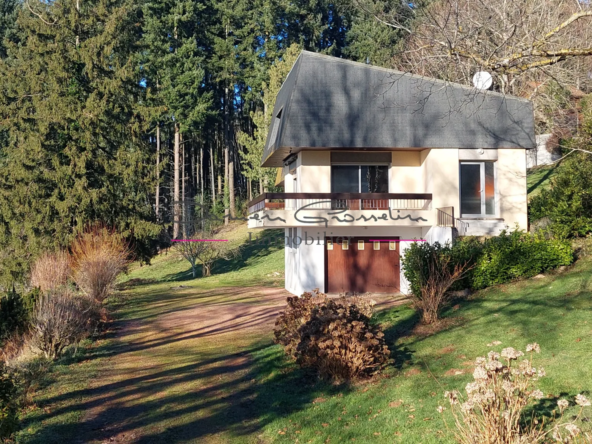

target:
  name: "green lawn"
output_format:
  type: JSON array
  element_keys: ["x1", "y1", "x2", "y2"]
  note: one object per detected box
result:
[
  {"x1": 15, "y1": 224, "x2": 592, "y2": 443},
  {"x1": 527, "y1": 163, "x2": 562, "y2": 199}
]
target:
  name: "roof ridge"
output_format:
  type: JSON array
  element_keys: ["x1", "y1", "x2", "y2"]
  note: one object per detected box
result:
[{"x1": 299, "y1": 50, "x2": 530, "y2": 104}]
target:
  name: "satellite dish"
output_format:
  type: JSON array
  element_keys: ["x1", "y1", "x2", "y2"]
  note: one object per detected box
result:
[{"x1": 473, "y1": 71, "x2": 493, "y2": 90}]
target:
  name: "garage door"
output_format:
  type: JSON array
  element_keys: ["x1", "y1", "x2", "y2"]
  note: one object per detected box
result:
[{"x1": 326, "y1": 237, "x2": 400, "y2": 294}]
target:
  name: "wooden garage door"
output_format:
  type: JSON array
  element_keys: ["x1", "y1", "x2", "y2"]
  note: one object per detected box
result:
[{"x1": 326, "y1": 237, "x2": 400, "y2": 294}]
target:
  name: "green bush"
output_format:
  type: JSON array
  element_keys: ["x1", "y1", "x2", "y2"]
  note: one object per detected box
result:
[
  {"x1": 529, "y1": 152, "x2": 592, "y2": 238},
  {"x1": 470, "y1": 230, "x2": 573, "y2": 289},
  {"x1": 0, "y1": 362, "x2": 18, "y2": 439},
  {"x1": 0, "y1": 288, "x2": 40, "y2": 342},
  {"x1": 402, "y1": 231, "x2": 574, "y2": 296}
]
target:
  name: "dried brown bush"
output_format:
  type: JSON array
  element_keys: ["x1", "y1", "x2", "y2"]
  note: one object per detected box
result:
[
  {"x1": 30, "y1": 250, "x2": 71, "y2": 292},
  {"x1": 274, "y1": 290, "x2": 328, "y2": 358},
  {"x1": 70, "y1": 226, "x2": 131, "y2": 302},
  {"x1": 439, "y1": 343, "x2": 591, "y2": 443},
  {"x1": 274, "y1": 290, "x2": 389, "y2": 381},
  {"x1": 30, "y1": 289, "x2": 99, "y2": 360}
]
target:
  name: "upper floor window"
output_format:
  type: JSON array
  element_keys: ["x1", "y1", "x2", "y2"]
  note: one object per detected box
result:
[{"x1": 330, "y1": 152, "x2": 390, "y2": 193}]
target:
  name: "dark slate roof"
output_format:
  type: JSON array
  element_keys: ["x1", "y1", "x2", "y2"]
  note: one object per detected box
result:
[{"x1": 262, "y1": 51, "x2": 536, "y2": 167}]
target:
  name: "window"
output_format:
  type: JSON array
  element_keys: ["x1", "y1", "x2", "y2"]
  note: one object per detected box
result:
[
  {"x1": 358, "y1": 240, "x2": 365, "y2": 250},
  {"x1": 373, "y1": 241, "x2": 380, "y2": 250},
  {"x1": 460, "y1": 162, "x2": 496, "y2": 216},
  {"x1": 389, "y1": 241, "x2": 396, "y2": 250},
  {"x1": 331, "y1": 165, "x2": 389, "y2": 193},
  {"x1": 326, "y1": 240, "x2": 333, "y2": 250},
  {"x1": 342, "y1": 240, "x2": 349, "y2": 250}
]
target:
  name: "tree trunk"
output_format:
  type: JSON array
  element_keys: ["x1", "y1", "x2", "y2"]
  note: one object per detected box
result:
[
  {"x1": 200, "y1": 144, "x2": 204, "y2": 227},
  {"x1": 203, "y1": 263, "x2": 211, "y2": 277},
  {"x1": 173, "y1": 124, "x2": 180, "y2": 239},
  {"x1": 181, "y1": 133, "x2": 186, "y2": 238},
  {"x1": 224, "y1": 109, "x2": 229, "y2": 227},
  {"x1": 218, "y1": 175, "x2": 222, "y2": 196},
  {"x1": 229, "y1": 158, "x2": 235, "y2": 221},
  {"x1": 155, "y1": 123, "x2": 160, "y2": 221},
  {"x1": 210, "y1": 145, "x2": 216, "y2": 204}
]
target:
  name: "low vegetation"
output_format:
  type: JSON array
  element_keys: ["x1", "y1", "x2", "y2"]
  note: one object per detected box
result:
[
  {"x1": 403, "y1": 230, "x2": 574, "y2": 324},
  {"x1": 274, "y1": 290, "x2": 389, "y2": 380},
  {"x1": 400, "y1": 242, "x2": 473, "y2": 324},
  {"x1": 70, "y1": 226, "x2": 131, "y2": 302},
  {"x1": 442, "y1": 344, "x2": 591, "y2": 443},
  {"x1": 530, "y1": 152, "x2": 592, "y2": 239},
  {"x1": 0, "y1": 226, "x2": 131, "y2": 440},
  {"x1": 30, "y1": 290, "x2": 99, "y2": 360},
  {"x1": 0, "y1": 361, "x2": 18, "y2": 440},
  {"x1": 29, "y1": 251, "x2": 71, "y2": 294}
]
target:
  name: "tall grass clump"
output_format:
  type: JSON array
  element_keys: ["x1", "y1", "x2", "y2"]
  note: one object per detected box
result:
[
  {"x1": 70, "y1": 226, "x2": 131, "y2": 302},
  {"x1": 30, "y1": 250, "x2": 71, "y2": 293},
  {"x1": 439, "y1": 343, "x2": 591, "y2": 443}
]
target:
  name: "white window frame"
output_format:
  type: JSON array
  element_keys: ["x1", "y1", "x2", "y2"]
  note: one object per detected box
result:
[{"x1": 459, "y1": 161, "x2": 498, "y2": 218}]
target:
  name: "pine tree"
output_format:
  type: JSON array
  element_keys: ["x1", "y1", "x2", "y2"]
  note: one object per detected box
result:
[
  {"x1": 238, "y1": 44, "x2": 301, "y2": 195},
  {"x1": 0, "y1": 0, "x2": 160, "y2": 284},
  {"x1": 142, "y1": 0, "x2": 212, "y2": 238},
  {"x1": 0, "y1": 0, "x2": 19, "y2": 59}
]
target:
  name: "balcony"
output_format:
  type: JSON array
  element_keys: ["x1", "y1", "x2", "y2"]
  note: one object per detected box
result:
[{"x1": 247, "y1": 193, "x2": 434, "y2": 228}]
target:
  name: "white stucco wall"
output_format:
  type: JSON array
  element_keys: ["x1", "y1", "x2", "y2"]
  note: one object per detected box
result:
[
  {"x1": 390, "y1": 151, "x2": 423, "y2": 193},
  {"x1": 299, "y1": 151, "x2": 331, "y2": 192},
  {"x1": 497, "y1": 149, "x2": 528, "y2": 229},
  {"x1": 421, "y1": 148, "x2": 460, "y2": 213}
]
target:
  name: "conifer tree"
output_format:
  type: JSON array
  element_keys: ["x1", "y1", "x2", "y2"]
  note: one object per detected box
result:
[
  {"x1": 238, "y1": 44, "x2": 301, "y2": 195},
  {"x1": 0, "y1": 0, "x2": 159, "y2": 283},
  {"x1": 142, "y1": 0, "x2": 212, "y2": 237},
  {"x1": 0, "y1": 0, "x2": 19, "y2": 59}
]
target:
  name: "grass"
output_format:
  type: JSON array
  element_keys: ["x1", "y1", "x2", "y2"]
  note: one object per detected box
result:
[
  {"x1": 527, "y1": 163, "x2": 562, "y2": 199},
  {"x1": 15, "y1": 223, "x2": 592, "y2": 443}
]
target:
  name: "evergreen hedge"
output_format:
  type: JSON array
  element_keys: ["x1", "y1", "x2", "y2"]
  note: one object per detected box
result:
[{"x1": 402, "y1": 230, "x2": 574, "y2": 297}]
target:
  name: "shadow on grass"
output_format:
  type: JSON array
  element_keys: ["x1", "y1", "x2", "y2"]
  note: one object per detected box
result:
[
  {"x1": 375, "y1": 307, "x2": 419, "y2": 370},
  {"x1": 527, "y1": 164, "x2": 559, "y2": 195},
  {"x1": 160, "y1": 229, "x2": 284, "y2": 283},
  {"x1": 19, "y1": 339, "x2": 351, "y2": 444}
]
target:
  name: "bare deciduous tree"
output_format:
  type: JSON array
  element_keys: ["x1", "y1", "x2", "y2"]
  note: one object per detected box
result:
[
  {"x1": 175, "y1": 226, "x2": 238, "y2": 278},
  {"x1": 359, "y1": 0, "x2": 592, "y2": 94}
]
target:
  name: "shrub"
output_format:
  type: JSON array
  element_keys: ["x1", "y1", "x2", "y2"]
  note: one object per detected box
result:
[
  {"x1": 0, "y1": 361, "x2": 18, "y2": 440},
  {"x1": 439, "y1": 343, "x2": 591, "y2": 443},
  {"x1": 402, "y1": 242, "x2": 474, "y2": 324},
  {"x1": 470, "y1": 230, "x2": 573, "y2": 290},
  {"x1": 30, "y1": 250, "x2": 71, "y2": 293},
  {"x1": 529, "y1": 152, "x2": 592, "y2": 238},
  {"x1": 70, "y1": 226, "x2": 130, "y2": 302},
  {"x1": 30, "y1": 289, "x2": 99, "y2": 360},
  {"x1": 274, "y1": 290, "x2": 328, "y2": 358},
  {"x1": 0, "y1": 288, "x2": 39, "y2": 342},
  {"x1": 274, "y1": 291, "x2": 389, "y2": 381},
  {"x1": 403, "y1": 231, "x2": 574, "y2": 303}
]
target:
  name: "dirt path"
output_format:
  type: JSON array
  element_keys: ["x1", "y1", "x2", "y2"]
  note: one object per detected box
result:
[{"x1": 57, "y1": 286, "x2": 408, "y2": 443}]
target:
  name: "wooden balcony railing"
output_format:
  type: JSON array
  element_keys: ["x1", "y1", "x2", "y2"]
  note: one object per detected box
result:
[{"x1": 248, "y1": 193, "x2": 432, "y2": 214}]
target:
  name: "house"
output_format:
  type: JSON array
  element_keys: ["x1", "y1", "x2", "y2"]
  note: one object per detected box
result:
[{"x1": 247, "y1": 51, "x2": 535, "y2": 296}]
